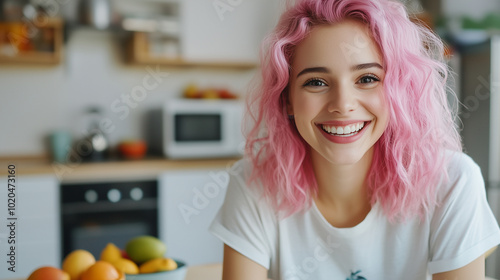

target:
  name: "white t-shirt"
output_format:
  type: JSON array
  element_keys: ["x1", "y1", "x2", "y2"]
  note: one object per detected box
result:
[{"x1": 209, "y1": 152, "x2": 500, "y2": 279}]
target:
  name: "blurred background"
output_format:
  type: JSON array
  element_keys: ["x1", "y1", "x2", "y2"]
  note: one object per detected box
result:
[
  {"x1": 0, "y1": 0, "x2": 500, "y2": 279},
  {"x1": 0, "y1": 0, "x2": 280, "y2": 156}
]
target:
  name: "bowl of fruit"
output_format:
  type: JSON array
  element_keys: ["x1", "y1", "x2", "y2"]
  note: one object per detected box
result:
[
  {"x1": 26, "y1": 235, "x2": 186, "y2": 280},
  {"x1": 125, "y1": 259, "x2": 186, "y2": 280}
]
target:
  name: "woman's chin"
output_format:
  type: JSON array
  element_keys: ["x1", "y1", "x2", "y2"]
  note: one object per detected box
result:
[{"x1": 313, "y1": 149, "x2": 368, "y2": 167}]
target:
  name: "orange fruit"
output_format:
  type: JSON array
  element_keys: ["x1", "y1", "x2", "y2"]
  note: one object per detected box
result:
[
  {"x1": 112, "y1": 258, "x2": 139, "y2": 274},
  {"x1": 100, "y1": 243, "x2": 122, "y2": 262},
  {"x1": 62, "y1": 249, "x2": 95, "y2": 280},
  {"x1": 202, "y1": 89, "x2": 219, "y2": 99},
  {"x1": 27, "y1": 266, "x2": 70, "y2": 280},
  {"x1": 80, "y1": 261, "x2": 124, "y2": 280}
]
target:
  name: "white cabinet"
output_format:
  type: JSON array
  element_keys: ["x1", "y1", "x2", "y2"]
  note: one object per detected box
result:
[
  {"x1": 0, "y1": 174, "x2": 60, "y2": 279},
  {"x1": 118, "y1": 0, "x2": 281, "y2": 66},
  {"x1": 180, "y1": 0, "x2": 281, "y2": 63},
  {"x1": 158, "y1": 168, "x2": 229, "y2": 265}
]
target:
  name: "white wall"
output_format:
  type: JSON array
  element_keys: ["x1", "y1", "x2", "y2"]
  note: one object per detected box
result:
[
  {"x1": 0, "y1": 0, "x2": 282, "y2": 156},
  {"x1": 0, "y1": 30, "x2": 255, "y2": 156}
]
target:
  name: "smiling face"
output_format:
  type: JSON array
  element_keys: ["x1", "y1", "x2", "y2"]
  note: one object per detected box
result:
[{"x1": 288, "y1": 19, "x2": 389, "y2": 166}]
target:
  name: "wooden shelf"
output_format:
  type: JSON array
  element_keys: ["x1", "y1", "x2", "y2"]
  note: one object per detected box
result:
[
  {"x1": 0, "y1": 18, "x2": 63, "y2": 64},
  {"x1": 0, "y1": 51, "x2": 60, "y2": 64},
  {"x1": 127, "y1": 32, "x2": 257, "y2": 69}
]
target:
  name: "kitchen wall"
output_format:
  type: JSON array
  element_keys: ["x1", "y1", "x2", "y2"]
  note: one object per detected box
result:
[
  {"x1": 442, "y1": 0, "x2": 500, "y2": 19},
  {"x1": 0, "y1": 0, "x2": 282, "y2": 156},
  {"x1": 421, "y1": 0, "x2": 500, "y2": 19}
]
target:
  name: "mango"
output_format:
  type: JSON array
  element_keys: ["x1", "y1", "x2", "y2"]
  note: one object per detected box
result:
[
  {"x1": 125, "y1": 236, "x2": 166, "y2": 264},
  {"x1": 139, "y1": 257, "x2": 177, "y2": 274}
]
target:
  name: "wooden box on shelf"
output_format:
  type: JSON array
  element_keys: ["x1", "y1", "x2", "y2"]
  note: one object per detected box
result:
[
  {"x1": 0, "y1": 17, "x2": 63, "y2": 64},
  {"x1": 127, "y1": 31, "x2": 257, "y2": 69}
]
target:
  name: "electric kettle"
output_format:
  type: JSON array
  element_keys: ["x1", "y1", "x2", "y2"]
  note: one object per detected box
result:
[
  {"x1": 77, "y1": 106, "x2": 109, "y2": 161},
  {"x1": 78, "y1": 0, "x2": 112, "y2": 30}
]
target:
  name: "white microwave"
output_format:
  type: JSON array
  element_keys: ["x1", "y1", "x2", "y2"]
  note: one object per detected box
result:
[{"x1": 151, "y1": 99, "x2": 245, "y2": 159}]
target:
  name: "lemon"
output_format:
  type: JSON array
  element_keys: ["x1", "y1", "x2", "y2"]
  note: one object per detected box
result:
[{"x1": 112, "y1": 258, "x2": 139, "y2": 275}]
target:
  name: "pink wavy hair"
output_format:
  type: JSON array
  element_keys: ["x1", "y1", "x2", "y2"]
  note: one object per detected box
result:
[{"x1": 244, "y1": 0, "x2": 462, "y2": 221}]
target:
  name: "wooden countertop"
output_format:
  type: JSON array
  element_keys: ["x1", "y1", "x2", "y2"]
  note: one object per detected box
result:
[{"x1": 0, "y1": 156, "x2": 241, "y2": 183}]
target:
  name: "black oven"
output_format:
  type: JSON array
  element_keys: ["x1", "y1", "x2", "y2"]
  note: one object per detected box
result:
[{"x1": 60, "y1": 180, "x2": 158, "y2": 258}]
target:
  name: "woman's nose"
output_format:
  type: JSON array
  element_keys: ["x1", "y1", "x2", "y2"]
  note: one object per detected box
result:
[{"x1": 326, "y1": 85, "x2": 358, "y2": 114}]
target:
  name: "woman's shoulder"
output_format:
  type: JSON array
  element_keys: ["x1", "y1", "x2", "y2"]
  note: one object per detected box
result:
[
  {"x1": 428, "y1": 151, "x2": 500, "y2": 274},
  {"x1": 436, "y1": 150, "x2": 484, "y2": 202},
  {"x1": 227, "y1": 157, "x2": 252, "y2": 181},
  {"x1": 226, "y1": 157, "x2": 256, "y2": 193},
  {"x1": 444, "y1": 150, "x2": 482, "y2": 179},
  {"x1": 226, "y1": 157, "x2": 275, "y2": 206}
]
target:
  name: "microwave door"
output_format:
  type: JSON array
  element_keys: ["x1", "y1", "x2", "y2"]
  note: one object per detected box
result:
[
  {"x1": 174, "y1": 114, "x2": 222, "y2": 142},
  {"x1": 167, "y1": 113, "x2": 230, "y2": 159}
]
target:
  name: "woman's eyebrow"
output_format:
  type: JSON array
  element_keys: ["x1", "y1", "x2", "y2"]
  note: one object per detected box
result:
[
  {"x1": 350, "y1": 62, "x2": 383, "y2": 71},
  {"x1": 296, "y1": 67, "x2": 330, "y2": 78},
  {"x1": 296, "y1": 63, "x2": 383, "y2": 78}
]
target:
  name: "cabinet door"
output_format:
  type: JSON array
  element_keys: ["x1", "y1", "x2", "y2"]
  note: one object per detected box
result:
[
  {"x1": 0, "y1": 174, "x2": 60, "y2": 279},
  {"x1": 158, "y1": 168, "x2": 229, "y2": 265}
]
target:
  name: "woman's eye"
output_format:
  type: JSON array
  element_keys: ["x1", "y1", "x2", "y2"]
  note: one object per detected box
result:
[
  {"x1": 357, "y1": 75, "x2": 380, "y2": 84},
  {"x1": 303, "y1": 78, "x2": 327, "y2": 87}
]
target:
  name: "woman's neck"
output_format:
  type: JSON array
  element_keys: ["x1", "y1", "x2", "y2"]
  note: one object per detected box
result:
[{"x1": 311, "y1": 148, "x2": 373, "y2": 225}]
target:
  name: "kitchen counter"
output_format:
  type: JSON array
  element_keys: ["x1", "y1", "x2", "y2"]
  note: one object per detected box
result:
[{"x1": 0, "y1": 156, "x2": 241, "y2": 183}]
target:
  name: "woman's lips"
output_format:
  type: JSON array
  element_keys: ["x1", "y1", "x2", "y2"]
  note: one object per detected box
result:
[{"x1": 317, "y1": 121, "x2": 371, "y2": 144}]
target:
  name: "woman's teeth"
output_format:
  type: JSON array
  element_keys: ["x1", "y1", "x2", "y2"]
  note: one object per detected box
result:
[{"x1": 321, "y1": 122, "x2": 365, "y2": 136}]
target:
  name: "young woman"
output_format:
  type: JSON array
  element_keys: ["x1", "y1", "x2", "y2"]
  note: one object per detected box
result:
[{"x1": 210, "y1": 0, "x2": 500, "y2": 279}]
